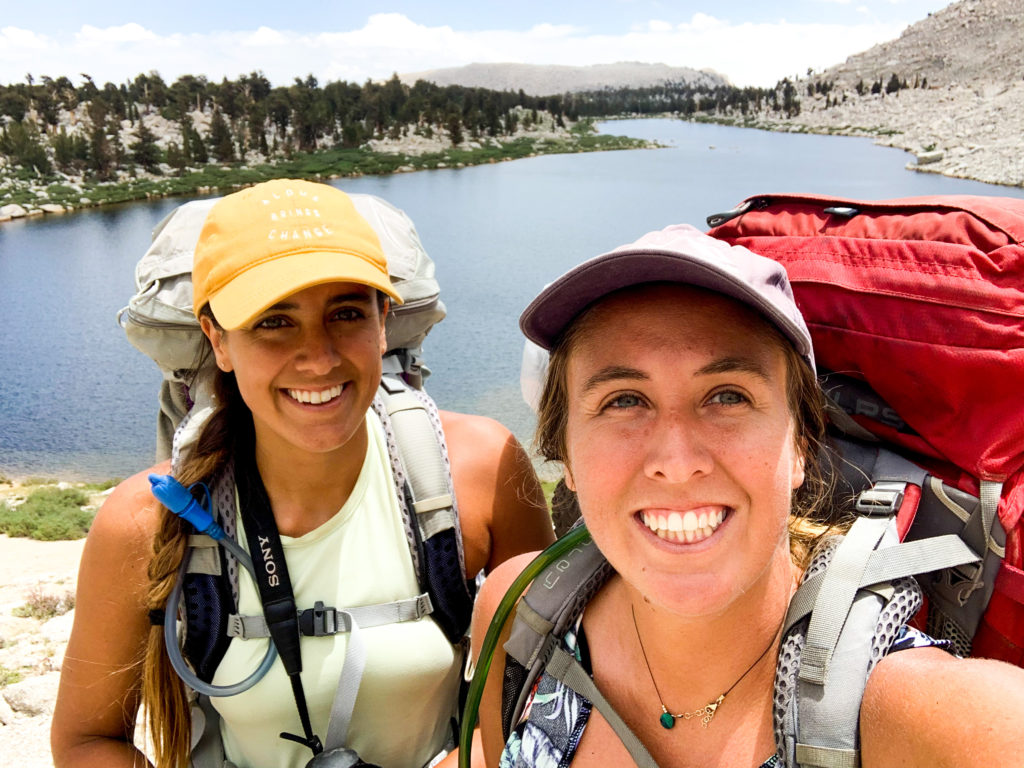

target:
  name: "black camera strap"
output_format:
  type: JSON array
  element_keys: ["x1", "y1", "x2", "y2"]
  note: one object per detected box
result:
[{"x1": 235, "y1": 436, "x2": 323, "y2": 756}]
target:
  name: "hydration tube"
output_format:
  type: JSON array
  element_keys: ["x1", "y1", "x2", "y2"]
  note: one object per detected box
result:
[
  {"x1": 458, "y1": 525, "x2": 591, "y2": 768},
  {"x1": 149, "y1": 474, "x2": 278, "y2": 697}
]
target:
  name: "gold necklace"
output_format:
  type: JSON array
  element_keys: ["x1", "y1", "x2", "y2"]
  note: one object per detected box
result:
[{"x1": 631, "y1": 604, "x2": 783, "y2": 730}]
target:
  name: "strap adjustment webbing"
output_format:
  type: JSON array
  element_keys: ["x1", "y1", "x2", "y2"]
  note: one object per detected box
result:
[
  {"x1": 795, "y1": 743, "x2": 860, "y2": 768},
  {"x1": 227, "y1": 593, "x2": 434, "y2": 639},
  {"x1": 546, "y1": 647, "x2": 659, "y2": 768}
]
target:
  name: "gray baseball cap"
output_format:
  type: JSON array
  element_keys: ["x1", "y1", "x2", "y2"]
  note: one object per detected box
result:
[{"x1": 519, "y1": 223, "x2": 815, "y2": 371}]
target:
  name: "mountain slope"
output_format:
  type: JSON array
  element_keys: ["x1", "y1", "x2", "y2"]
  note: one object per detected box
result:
[
  {"x1": 822, "y1": 0, "x2": 1024, "y2": 87},
  {"x1": 399, "y1": 61, "x2": 727, "y2": 95}
]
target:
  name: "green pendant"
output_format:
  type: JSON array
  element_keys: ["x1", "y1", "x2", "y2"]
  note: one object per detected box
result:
[{"x1": 660, "y1": 712, "x2": 675, "y2": 729}]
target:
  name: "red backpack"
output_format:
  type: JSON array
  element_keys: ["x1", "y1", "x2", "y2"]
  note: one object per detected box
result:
[{"x1": 707, "y1": 193, "x2": 1024, "y2": 665}]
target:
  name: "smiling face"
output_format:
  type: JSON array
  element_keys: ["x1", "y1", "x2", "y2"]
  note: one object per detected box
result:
[
  {"x1": 561, "y1": 284, "x2": 806, "y2": 617},
  {"x1": 200, "y1": 281, "x2": 387, "y2": 464}
]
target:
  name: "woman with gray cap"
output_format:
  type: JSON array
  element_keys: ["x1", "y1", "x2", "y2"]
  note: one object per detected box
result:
[
  {"x1": 51, "y1": 179, "x2": 554, "y2": 768},
  {"x1": 468, "y1": 224, "x2": 1024, "y2": 767}
]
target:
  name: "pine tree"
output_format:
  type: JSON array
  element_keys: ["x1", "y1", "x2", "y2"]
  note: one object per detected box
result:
[
  {"x1": 131, "y1": 118, "x2": 161, "y2": 171},
  {"x1": 208, "y1": 108, "x2": 234, "y2": 162},
  {"x1": 165, "y1": 141, "x2": 186, "y2": 175},
  {"x1": 447, "y1": 113, "x2": 463, "y2": 146}
]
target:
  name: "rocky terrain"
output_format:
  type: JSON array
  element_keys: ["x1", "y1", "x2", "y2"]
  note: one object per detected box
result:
[
  {"x1": 400, "y1": 61, "x2": 727, "y2": 94},
  {"x1": 748, "y1": 0, "x2": 1024, "y2": 188},
  {"x1": 0, "y1": 483, "x2": 113, "y2": 768}
]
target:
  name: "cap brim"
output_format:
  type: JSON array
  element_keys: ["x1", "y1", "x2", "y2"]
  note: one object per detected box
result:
[
  {"x1": 209, "y1": 249, "x2": 403, "y2": 330},
  {"x1": 519, "y1": 248, "x2": 812, "y2": 366}
]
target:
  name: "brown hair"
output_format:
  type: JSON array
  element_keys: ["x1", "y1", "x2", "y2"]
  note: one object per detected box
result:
[
  {"x1": 140, "y1": 308, "x2": 250, "y2": 768},
  {"x1": 534, "y1": 287, "x2": 845, "y2": 570}
]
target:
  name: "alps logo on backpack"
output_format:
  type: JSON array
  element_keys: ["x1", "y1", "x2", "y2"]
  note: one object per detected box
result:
[{"x1": 706, "y1": 193, "x2": 1024, "y2": 666}]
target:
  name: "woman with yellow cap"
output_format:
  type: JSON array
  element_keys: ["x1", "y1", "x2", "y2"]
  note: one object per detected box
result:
[{"x1": 51, "y1": 180, "x2": 555, "y2": 768}]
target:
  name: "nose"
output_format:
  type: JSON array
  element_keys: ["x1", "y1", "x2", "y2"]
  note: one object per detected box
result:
[
  {"x1": 294, "y1": 324, "x2": 341, "y2": 375},
  {"x1": 642, "y1": 410, "x2": 713, "y2": 484}
]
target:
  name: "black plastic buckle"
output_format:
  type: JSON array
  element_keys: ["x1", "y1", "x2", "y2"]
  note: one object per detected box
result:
[{"x1": 855, "y1": 481, "x2": 907, "y2": 516}]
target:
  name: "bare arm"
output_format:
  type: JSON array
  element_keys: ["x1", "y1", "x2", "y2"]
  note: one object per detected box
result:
[
  {"x1": 860, "y1": 646, "x2": 1024, "y2": 768},
  {"x1": 51, "y1": 466, "x2": 165, "y2": 768},
  {"x1": 469, "y1": 552, "x2": 540, "y2": 768},
  {"x1": 441, "y1": 411, "x2": 554, "y2": 577}
]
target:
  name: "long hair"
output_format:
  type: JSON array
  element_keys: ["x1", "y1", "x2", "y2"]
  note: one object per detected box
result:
[
  {"x1": 534, "y1": 290, "x2": 845, "y2": 571},
  {"x1": 140, "y1": 312, "x2": 250, "y2": 768}
]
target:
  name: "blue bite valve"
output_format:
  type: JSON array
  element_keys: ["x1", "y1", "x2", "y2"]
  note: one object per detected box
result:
[{"x1": 148, "y1": 474, "x2": 224, "y2": 540}]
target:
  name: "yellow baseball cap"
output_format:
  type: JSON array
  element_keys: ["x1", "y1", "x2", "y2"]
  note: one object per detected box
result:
[{"x1": 192, "y1": 179, "x2": 402, "y2": 330}]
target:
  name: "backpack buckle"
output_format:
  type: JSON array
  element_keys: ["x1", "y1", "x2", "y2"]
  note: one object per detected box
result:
[
  {"x1": 299, "y1": 601, "x2": 338, "y2": 636},
  {"x1": 855, "y1": 481, "x2": 907, "y2": 516}
]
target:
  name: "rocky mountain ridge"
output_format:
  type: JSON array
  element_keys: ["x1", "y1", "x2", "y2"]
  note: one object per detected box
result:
[
  {"x1": 400, "y1": 61, "x2": 727, "y2": 94},
  {"x1": 818, "y1": 0, "x2": 1023, "y2": 89},
  {"x1": 754, "y1": 0, "x2": 1024, "y2": 188}
]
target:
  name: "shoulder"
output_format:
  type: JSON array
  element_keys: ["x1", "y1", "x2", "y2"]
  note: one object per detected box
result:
[
  {"x1": 439, "y1": 410, "x2": 553, "y2": 575},
  {"x1": 471, "y1": 551, "x2": 541, "y2": 652},
  {"x1": 83, "y1": 462, "x2": 168, "y2": 580},
  {"x1": 861, "y1": 646, "x2": 1024, "y2": 767},
  {"x1": 439, "y1": 410, "x2": 539, "y2": 499},
  {"x1": 440, "y1": 410, "x2": 517, "y2": 460}
]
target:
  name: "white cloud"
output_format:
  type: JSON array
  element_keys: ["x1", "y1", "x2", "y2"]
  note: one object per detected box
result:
[
  {"x1": 685, "y1": 12, "x2": 727, "y2": 31},
  {"x1": 646, "y1": 20, "x2": 674, "y2": 33},
  {"x1": 244, "y1": 26, "x2": 287, "y2": 47},
  {"x1": 0, "y1": 26, "x2": 50, "y2": 49},
  {"x1": 76, "y1": 23, "x2": 157, "y2": 44},
  {"x1": 0, "y1": 14, "x2": 911, "y2": 89}
]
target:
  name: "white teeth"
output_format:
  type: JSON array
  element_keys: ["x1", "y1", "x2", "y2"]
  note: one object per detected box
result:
[
  {"x1": 640, "y1": 508, "x2": 728, "y2": 545},
  {"x1": 287, "y1": 385, "x2": 343, "y2": 405}
]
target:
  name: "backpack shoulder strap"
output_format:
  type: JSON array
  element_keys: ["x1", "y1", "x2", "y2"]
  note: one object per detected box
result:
[
  {"x1": 497, "y1": 533, "x2": 658, "y2": 766},
  {"x1": 373, "y1": 374, "x2": 475, "y2": 644},
  {"x1": 776, "y1": 511, "x2": 981, "y2": 768},
  {"x1": 500, "y1": 531, "x2": 613, "y2": 736}
]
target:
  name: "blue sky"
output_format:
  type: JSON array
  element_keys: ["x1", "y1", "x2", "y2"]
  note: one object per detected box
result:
[{"x1": 2, "y1": 1, "x2": 952, "y2": 88}]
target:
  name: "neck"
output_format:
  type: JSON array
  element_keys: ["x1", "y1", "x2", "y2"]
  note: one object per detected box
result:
[
  {"x1": 252, "y1": 419, "x2": 370, "y2": 537},
  {"x1": 618, "y1": 548, "x2": 795, "y2": 704}
]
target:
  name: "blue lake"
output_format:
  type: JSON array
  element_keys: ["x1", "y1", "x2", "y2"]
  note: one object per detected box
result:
[{"x1": 1, "y1": 118, "x2": 1020, "y2": 480}]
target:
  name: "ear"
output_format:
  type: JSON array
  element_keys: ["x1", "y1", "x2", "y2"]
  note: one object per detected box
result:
[
  {"x1": 378, "y1": 298, "x2": 389, "y2": 356},
  {"x1": 200, "y1": 315, "x2": 233, "y2": 373},
  {"x1": 563, "y1": 464, "x2": 576, "y2": 493},
  {"x1": 791, "y1": 451, "x2": 806, "y2": 491}
]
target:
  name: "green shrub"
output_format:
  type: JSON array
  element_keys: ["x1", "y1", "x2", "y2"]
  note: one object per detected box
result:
[
  {"x1": 0, "y1": 486, "x2": 93, "y2": 540},
  {"x1": 0, "y1": 664, "x2": 22, "y2": 687}
]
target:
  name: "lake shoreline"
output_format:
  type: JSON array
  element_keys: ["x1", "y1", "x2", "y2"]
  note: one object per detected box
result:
[{"x1": 0, "y1": 127, "x2": 654, "y2": 222}]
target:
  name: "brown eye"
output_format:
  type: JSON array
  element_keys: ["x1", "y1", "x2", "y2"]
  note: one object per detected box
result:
[{"x1": 255, "y1": 315, "x2": 289, "y2": 330}]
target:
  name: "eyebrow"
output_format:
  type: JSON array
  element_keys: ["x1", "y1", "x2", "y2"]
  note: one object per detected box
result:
[
  {"x1": 580, "y1": 355, "x2": 773, "y2": 394},
  {"x1": 695, "y1": 356, "x2": 774, "y2": 381},
  {"x1": 581, "y1": 366, "x2": 649, "y2": 394}
]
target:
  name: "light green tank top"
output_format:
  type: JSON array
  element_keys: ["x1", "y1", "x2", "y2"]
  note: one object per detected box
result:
[{"x1": 211, "y1": 412, "x2": 462, "y2": 768}]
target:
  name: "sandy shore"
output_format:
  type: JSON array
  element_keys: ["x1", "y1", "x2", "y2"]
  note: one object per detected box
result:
[{"x1": 0, "y1": 480, "x2": 99, "y2": 768}]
